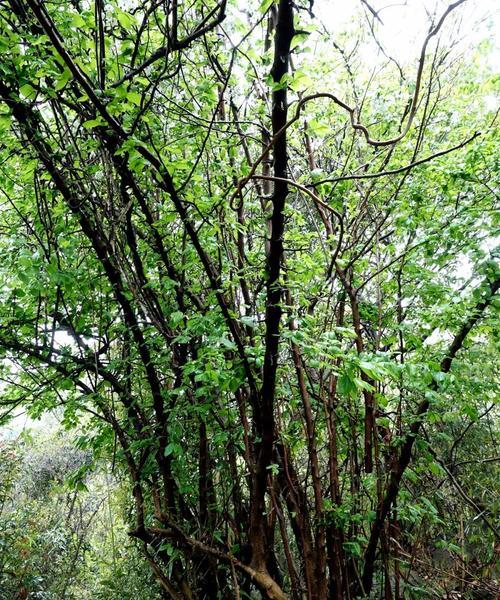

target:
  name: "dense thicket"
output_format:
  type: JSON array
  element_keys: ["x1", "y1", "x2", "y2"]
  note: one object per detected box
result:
[
  {"x1": 0, "y1": 0, "x2": 498, "y2": 598},
  {"x1": 0, "y1": 430, "x2": 163, "y2": 600}
]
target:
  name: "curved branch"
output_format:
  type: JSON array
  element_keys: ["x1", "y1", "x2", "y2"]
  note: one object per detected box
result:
[
  {"x1": 312, "y1": 131, "x2": 481, "y2": 187},
  {"x1": 350, "y1": 0, "x2": 467, "y2": 147},
  {"x1": 230, "y1": 0, "x2": 466, "y2": 203},
  {"x1": 131, "y1": 525, "x2": 290, "y2": 600},
  {"x1": 251, "y1": 174, "x2": 344, "y2": 266}
]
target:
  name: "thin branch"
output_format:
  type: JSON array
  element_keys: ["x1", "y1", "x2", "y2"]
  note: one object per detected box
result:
[
  {"x1": 112, "y1": 1, "x2": 227, "y2": 86},
  {"x1": 312, "y1": 131, "x2": 481, "y2": 186}
]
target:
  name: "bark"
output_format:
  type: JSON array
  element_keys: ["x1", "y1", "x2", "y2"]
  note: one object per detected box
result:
[{"x1": 249, "y1": 0, "x2": 294, "y2": 574}]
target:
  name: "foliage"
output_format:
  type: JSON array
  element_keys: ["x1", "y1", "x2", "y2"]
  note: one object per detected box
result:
[
  {"x1": 0, "y1": 0, "x2": 498, "y2": 598},
  {"x1": 0, "y1": 429, "x2": 162, "y2": 600}
]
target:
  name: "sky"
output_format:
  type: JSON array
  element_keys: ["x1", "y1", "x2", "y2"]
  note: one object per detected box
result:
[{"x1": 314, "y1": 0, "x2": 498, "y2": 68}]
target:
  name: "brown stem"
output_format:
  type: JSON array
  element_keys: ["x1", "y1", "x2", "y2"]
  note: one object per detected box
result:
[{"x1": 249, "y1": 0, "x2": 294, "y2": 574}]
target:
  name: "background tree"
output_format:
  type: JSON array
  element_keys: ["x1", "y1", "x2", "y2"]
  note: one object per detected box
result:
[{"x1": 0, "y1": 428, "x2": 163, "y2": 600}]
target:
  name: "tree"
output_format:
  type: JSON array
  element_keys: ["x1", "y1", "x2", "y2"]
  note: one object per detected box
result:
[
  {"x1": 0, "y1": 429, "x2": 163, "y2": 600},
  {"x1": 0, "y1": 0, "x2": 497, "y2": 598}
]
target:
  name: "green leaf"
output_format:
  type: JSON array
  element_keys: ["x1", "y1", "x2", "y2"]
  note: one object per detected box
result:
[
  {"x1": 82, "y1": 117, "x2": 105, "y2": 129},
  {"x1": 170, "y1": 311, "x2": 184, "y2": 326},
  {"x1": 338, "y1": 373, "x2": 357, "y2": 397},
  {"x1": 343, "y1": 541, "x2": 361, "y2": 557},
  {"x1": 54, "y1": 69, "x2": 72, "y2": 91},
  {"x1": 71, "y1": 14, "x2": 86, "y2": 28},
  {"x1": 116, "y1": 10, "x2": 137, "y2": 30},
  {"x1": 290, "y1": 70, "x2": 313, "y2": 91},
  {"x1": 428, "y1": 461, "x2": 444, "y2": 476},
  {"x1": 126, "y1": 91, "x2": 142, "y2": 106},
  {"x1": 259, "y1": 0, "x2": 275, "y2": 14},
  {"x1": 19, "y1": 84, "x2": 37, "y2": 100},
  {"x1": 358, "y1": 360, "x2": 386, "y2": 381}
]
